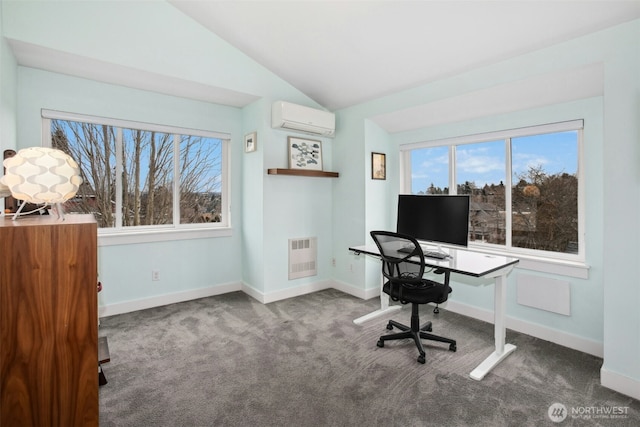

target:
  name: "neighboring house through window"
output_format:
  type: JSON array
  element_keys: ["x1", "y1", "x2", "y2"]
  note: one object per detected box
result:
[{"x1": 400, "y1": 120, "x2": 584, "y2": 262}]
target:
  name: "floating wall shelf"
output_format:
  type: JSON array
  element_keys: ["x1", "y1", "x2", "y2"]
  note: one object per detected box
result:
[{"x1": 267, "y1": 168, "x2": 339, "y2": 178}]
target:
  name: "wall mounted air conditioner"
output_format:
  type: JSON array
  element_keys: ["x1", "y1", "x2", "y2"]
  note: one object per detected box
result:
[{"x1": 271, "y1": 101, "x2": 335, "y2": 137}]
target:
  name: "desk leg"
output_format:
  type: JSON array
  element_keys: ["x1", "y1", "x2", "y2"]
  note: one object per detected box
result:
[
  {"x1": 353, "y1": 278, "x2": 401, "y2": 325},
  {"x1": 469, "y1": 274, "x2": 517, "y2": 380}
]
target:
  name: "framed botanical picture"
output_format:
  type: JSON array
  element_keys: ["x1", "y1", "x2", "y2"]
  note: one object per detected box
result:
[
  {"x1": 244, "y1": 132, "x2": 257, "y2": 153},
  {"x1": 371, "y1": 152, "x2": 386, "y2": 180},
  {"x1": 288, "y1": 136, "x2": 323, "y2": 171}
]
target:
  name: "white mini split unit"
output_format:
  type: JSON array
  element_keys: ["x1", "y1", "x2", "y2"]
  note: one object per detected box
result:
[{"x1": 271, "y1": 101, "x2": 335, "y2": 137}]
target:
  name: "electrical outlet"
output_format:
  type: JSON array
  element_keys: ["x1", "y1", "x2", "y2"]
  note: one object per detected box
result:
[
  {"x1": 152, "y1": 270, "x2": 160, "y2": 281},
  {"x1": 331, "y1": 257, "x2": 336, "y2": 267}
]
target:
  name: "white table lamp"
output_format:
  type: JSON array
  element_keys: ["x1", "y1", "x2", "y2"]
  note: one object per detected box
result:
[{"x1": 1, "y1": 147, "x2": 82, "y2": 220}]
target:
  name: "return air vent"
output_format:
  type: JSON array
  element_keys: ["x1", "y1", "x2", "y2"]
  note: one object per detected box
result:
[{"x1": 288, "y1": 237, "x2": 317, "y2": 280}]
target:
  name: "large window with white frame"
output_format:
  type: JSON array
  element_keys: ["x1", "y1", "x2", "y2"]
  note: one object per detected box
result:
[
  {"x1": 42, "y1": 110, "x2": 230, "y2": 234},
  {"x1": 400, "y1": 120, "x2": 584, "y2": 261}
]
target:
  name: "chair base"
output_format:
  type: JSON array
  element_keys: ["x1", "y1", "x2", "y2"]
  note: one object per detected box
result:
[{"x1": 377, "y1": 304, "x2": 456, "y2": 364}]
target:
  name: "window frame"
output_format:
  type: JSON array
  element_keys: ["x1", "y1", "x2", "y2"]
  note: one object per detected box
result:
[
  {"x1": 41, "y1": 109, "x2": 232, "y2": 246},
  {"x1": 400, "y1": 120, "x2": 587, "y2": 277}
]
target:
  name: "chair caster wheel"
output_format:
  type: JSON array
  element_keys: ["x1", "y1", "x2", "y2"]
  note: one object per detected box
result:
[
  {"x1": 386, "y1": 323, "x2": 393, "y2": 330},
  {"x1": 417, "y1": 355, "x2": 425, "y2": 364},
  {"x1": 449, "y1": 344, "x2": 457, "y2": 352},
  {"x1": 377, "y1": 340, "x2": 384, "y2": 348}
]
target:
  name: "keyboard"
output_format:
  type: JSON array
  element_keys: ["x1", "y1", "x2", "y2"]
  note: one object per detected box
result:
[
  {"x1": 424, "y1": 251, "x2": 448, "y2": 260},
  {"x1": 397, "y1": 246, "x2": 448, "y2": 259}
]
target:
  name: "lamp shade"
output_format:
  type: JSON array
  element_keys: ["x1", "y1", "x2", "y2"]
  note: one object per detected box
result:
[
  {"x1": 0, "y1": 147, "x2": 82, "y2": 204},
  {"x1": 0, "y1": 181, "x2": 10, "y2": 198}
]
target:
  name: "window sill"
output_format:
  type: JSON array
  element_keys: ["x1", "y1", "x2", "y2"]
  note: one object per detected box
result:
[
  {"x1": 467, "y1": 244, "x2": 589, "y2": 279},
  {"x1": 98, "y1": 226, "x2": 232, "y2": 246},
  {"x1": 515, "y1": 256, "x2": 589, "y2": 279}
]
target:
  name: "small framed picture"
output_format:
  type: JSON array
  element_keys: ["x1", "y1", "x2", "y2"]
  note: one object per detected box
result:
[
  {"x1": 288, "y1": 136, "x2": 323, "y2": 171},
  {"x1": 244, "y1": 132, "x2": 257, "y2": 153},
  {"x1": 371, "y1": 152, "x2": 386, "y2": 180}
]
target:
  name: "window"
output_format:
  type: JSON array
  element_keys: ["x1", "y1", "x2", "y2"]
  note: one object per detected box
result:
[
  {"x1": 456, "y1": 140, "x2": 507, "y2": 246},
  {"x1": 43, "y1": 110, "x2": 230, "y2": 238},
  {"x1": 401, "y1": 120, "x2": 583, "y2": 261}
]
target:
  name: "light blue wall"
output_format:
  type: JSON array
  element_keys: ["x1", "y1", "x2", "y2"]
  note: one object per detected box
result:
[
  {"x1": 2, "y1": 0, "x2": 336, "y2": 308},
  {"x1": 240, "y1": 100, "x2": 267, "y2": 294},
  {"x1": 2, "y1": 0, "x2": 278, "y2": 97},
  {"x1": 363, "y1": 120, "x2": 398, "y2": 291},
  {"x1": 243, "y1": 97, "x2": 337, "y2": 299},
  {"x1": 392, "y1": 98, "x2": 605, "y2": 341},
  {"x1": 2, "y1": 2, "x2": 247, "y2": 312},
  {"x1": 1, "y1": 0, "x2": 637, "y2": 397},
  {"x1": 600, "y1": 20, "x2": 640, "y2": 387},
  {"x1": 0, "y1": 1, "x2": 16, "y2": 155},
  {"x1": 16, "y1": 67, "x2": 244, "y2": 311},
  {"x1": 333, "y1": 19, "x2": 639, "y2": 395},
  {"x1": 331, "y1": 107, "x2": 368, "y2": 293}
]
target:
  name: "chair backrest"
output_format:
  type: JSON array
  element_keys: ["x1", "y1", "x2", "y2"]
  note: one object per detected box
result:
[
  {"x1": 370, "y1": 230, "x2": 452, "y2": 304},
  {"x1": 370, "y1": 230, "x2": 426, "y2": 286}
]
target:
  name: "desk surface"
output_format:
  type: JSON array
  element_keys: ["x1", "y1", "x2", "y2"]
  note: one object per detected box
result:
[{"x1": 349, "y1": 244, "x2": 519, "y2": 278}]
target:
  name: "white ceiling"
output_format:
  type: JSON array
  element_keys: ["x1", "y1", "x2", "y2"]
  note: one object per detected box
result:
[
  {"x1": 7, "y1": 1, "x2": 640, "y2": 115},
  {"x1": 170, "y1": 0, "x2": 640, "y2": 111}
]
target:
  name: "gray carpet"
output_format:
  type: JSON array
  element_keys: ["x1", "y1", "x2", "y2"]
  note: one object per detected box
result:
[{"x1": 98, "y1": 289, "x2": 639, "y2": 426}]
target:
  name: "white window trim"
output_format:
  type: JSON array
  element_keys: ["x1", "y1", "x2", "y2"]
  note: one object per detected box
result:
[
  {"x1": 400, "y1": 120, "x2": 588, "y2": 278},
  {"x1": 41, "y1": 109, "x2": 232, "y2": 245}
]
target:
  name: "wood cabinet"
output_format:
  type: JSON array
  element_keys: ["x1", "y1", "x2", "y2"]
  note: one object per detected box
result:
[{"x1": 0, "y1": 215, "x2": 98, "y2": 427}]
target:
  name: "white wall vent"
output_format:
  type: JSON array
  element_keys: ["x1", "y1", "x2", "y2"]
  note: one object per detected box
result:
[
  {"x1": 272, "y1": 101, "x2": 335, "y2": 137},
  {"x1": 288, "y1": 237, "x2": 317, "y2": 280}
]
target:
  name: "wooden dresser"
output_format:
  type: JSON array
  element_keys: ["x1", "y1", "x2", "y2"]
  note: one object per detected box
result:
[{"x1": 0, "y1": 214, "x2": 98, "y2": 427}]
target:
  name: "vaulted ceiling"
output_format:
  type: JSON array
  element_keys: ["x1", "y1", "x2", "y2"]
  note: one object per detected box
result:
[{"x1": 170, "y1": 1, "x2": 640, "y2": 111}]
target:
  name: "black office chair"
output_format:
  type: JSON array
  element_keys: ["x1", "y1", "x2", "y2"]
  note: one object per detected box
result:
[{"x1": 370, "y1": 230, "x2": 457, "y2": 364}]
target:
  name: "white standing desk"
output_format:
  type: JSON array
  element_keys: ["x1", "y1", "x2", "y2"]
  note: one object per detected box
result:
[{"x1": 349, "y1": 244, "x2": 519, "y2": 381}]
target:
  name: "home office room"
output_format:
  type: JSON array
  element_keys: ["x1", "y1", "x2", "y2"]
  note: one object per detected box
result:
[{"x1": 0, "y1": 1, "x2": 638, "y2": 426}]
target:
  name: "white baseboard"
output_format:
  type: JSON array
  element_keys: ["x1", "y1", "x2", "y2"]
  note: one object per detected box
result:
[
  {"x1": 99, "y1": 282, "x2": 603, "y2": 359},
  {"x1": 331, "y1": 279, "x2": 379, "y2": 300},
  {"x1": 98, "y1": 280, "x2": 639, "y2": 401},
  {"x1": 242, "y1": 280, "x2": 333, "y2": 304},
  {"x1": 443, "y1": 299, "x2": 603, "y2": 357},
  {"x1": 601, "y1": 367, "x2": 640, "y2": 400},
  {"x1": 101, "y1": 279, "x2": 374, "y2": 317},
  {"x1": 98, "y1": 281, "x2": 243, "y2": 318}
]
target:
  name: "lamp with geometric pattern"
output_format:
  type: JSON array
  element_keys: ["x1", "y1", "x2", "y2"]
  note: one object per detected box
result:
[{"x1": 0, "y1": 147, "x2": 82, "y2": 220}]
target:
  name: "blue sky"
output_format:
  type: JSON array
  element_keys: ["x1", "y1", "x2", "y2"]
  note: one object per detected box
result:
[
  {"x1": 53, "y1": 120, "x2": 222, "y2": 194},
  {"x1": 411, "y1": 131, "x2": 578, "y2": 193}
]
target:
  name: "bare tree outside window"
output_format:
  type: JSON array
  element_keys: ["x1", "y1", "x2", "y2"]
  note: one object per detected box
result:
[
  {"x1": 51, "y1": 119, "x2": 224, "y2": 229},
  {"x1": 511, "y1": 132, "x2": 578, "y2": 253},
  {"x1": 52, "y1": 120, "x2": 116, "y2": 227},
  {"x1": 179, "y1": 134, "x2": 222, "y2": 224}
]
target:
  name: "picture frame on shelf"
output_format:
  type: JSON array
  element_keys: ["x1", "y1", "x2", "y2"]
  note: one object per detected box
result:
[
  {"x1": 288, "y1": 136, "x2": 322, "y2": 171},
  {"x1": 244, "y1": 132, "x2": 257, "y2": 153},
  {"x1": 371, "y1": 152, "x2": 386, "y2": 180}
]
